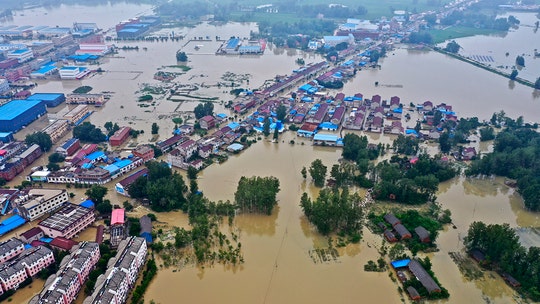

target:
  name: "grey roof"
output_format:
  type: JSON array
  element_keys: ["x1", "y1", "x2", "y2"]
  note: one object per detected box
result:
[
  {"x1": 408, "y1": 259, "x2": 441, "y2": 293},
  {"x1": 414, "y1": 226, "x2": 430, "y2": 240},
  {"x1": 139, "y1": 215, "x2": 152, "y2": 234},
  {"x1": 407, "y1": 286, "x2": 420, "y2": 298},
  {"x1": 0, "y1": 238, "x2": 24, "y2": 257},
  {"x1": 39, "y1": 203, "x2": 93, "y2": 233},
  {"x1": 383, "y1": 213, "x2": 400, "y2": 226},
  {"x1": 394, "y1": 224, "x2": 411, "y2": 238}
]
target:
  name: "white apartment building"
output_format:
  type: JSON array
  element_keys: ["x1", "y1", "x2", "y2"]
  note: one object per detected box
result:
[{"x1": 16, "y1": 189, "x2": 69, "y2": 221}]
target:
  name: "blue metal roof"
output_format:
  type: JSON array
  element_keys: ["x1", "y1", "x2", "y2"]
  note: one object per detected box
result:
[
  {"x1": 104, "y1": 164, "x2": 120, "y2": 174},
  {"x1": 313, "y1": 133, "x2": 339, "y2": 141},
  {"x1": 86, "y1": 151, "x2": 106, "y2": 161},
  {"x1": 119, "y1": 28, "x2": 140, "y2": 33},
  {"x1": 227, "y1": 122, "x2": 240, "y2": 130},
  {"x1": 0, "y1": 215, "x2": 26, "y2": 236},
  {"x1": 61, "y1": 138, "x2": 78, "y2": 149},
  {"x1": 0, "y1": 99, "x2": 43, "y2": 120},
  {"x1": 28, "y1": 93, "x2": 63, "y2": 101},
  {"x1": 113, "y1": 159, "x2": 132, "y2": 168},
  {"x1": 319, "y1": 122, "x2": 338, "y2": 130},
  {"x1": 33, "y1": 65, "x2": 57, "y2": 75},
  {"x1": 10, "y1": 48, "x2": 30, "y2": 54}
]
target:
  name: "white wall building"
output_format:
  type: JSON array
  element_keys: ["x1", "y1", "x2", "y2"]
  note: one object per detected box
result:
[
  {"x1": 16, "y1": 189, "x2": 69, "y2": 221},
  {"x1": 7, "y1": 48, "x2": 34, "y2": 63},
  {"x1": 59, "y1": 66, "x2": 90, "y2": 79}
]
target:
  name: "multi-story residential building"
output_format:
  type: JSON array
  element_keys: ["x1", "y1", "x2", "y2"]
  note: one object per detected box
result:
[
  {"x1": 83, "y1": 237, "x2": 147, "y2": 304},
  {"x1": 0, "y1": 238, "x2": 24, "y2": 264},
  {"x1": 43, "y1": 119, "x2": 70, "y2": 144},
  {"x1": 109, "y1": 127, "x2": 131, "y2": 147},
  {"x1": 0, "y1": 246, "x2": 54, "y2": 295},
  {"x1": 39, "y1": 203, "x2": 95, "y2": 239},
  {"x1": 52, "y1": 34, "x2": 74, "y2": 47},
  {"x1": 63, "y1": 105, "x2": 90, "y2": 125},
  {"x1": 66, "y1": 94, "x2": 106, "y2": 106},
  {"x1": 177, "y1": 139, "x2": 197, "y2": 159},
  {"x1": 31, "y1": 242, "x2": 100, "y2": 304},
  {"x1": 16, "y1": 189, "x2": 69, "y2": 221},
  {"x1": 132, "y1": 145, "x2": 154, "y2": 162}
]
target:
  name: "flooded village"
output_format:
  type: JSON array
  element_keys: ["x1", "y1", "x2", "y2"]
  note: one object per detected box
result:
[{"x1": 0, "y1": 1, "x2": 539, "y2": 304}]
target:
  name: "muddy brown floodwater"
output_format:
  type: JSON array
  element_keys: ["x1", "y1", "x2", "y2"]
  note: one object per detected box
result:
[{"x1": 2, "y1": 6, "x2": 540, "y2": 303}]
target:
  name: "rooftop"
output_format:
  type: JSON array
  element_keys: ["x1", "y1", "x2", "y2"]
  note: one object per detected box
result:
[
  {"x1": 0, "y1": 99, "x2": 44, "y2": 121},
  {"x1": 27, "y1": 93, "x2": 64, "y2": 101},
  {"x1": 111, "y1": 209, "x2": 125, "y2": 225},
  {"x1": 39, "y1": 203, "x2": 93, "y2": 233}
]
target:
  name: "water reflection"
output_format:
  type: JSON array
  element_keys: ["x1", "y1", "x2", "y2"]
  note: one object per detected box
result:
[{"x1": 236, "y1": 206, "x2": 279, "y2": 237}]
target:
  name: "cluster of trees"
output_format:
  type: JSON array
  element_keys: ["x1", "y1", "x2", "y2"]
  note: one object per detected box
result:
[
  {"x1": 393, "y1": 134, "x2": 420, "y2": 155},
  {"x1": 194, "y1": 101, "x2": 214, "y2": 119},
  {"x1": 466, "y1": 122, "x2": 540, "y2": 210},
  {"x1": 407, "y1": 32, "x2": 433, "y2": 44},
  {"x1": 300, "y1": 188, "x2": 362, "y2": 241},
  {"x1": 25, "y1": 132, "x2": 52, "y2": 152},
  {"x1": 308, "y1": 159, "x2": 327, "y2": 187},
  {"x1": 74, "y1": 122, "x2": 106, "y2": 143},
  {"x1": 437, "y1": 117, "x2": 482, "y2": 153},
  {"x1": 440, "y1": 10, "x2": 516, "y2": 31},
  {"x1": 131, "y1": 258, "x2": 158, "y2": 304},
  {"x1": 259, "y1": 20, "x2": 336, "y2": 44},
  {"x1": 372, "y1": 154, "x2": 457, "y2": 204},
  {"x1": 444, "y1": 40, "x2": 460, "y2": 53},
  {"x1": 85, "y1": 185, "x2": 112, "y2": 215},
  {"x1": 234, "y1": 176, "x2": 280, "y2": 214},
  {"x1": 129, "y1": 161, "x2": 188, "y2": 212},
  {"x1": 47, "y1": 153, "x2": 65, "y2": 172},
  {"x1": 465, "y1": 222, "x2": 540, "y2": 301},
  {"x1": 176, "y1": 51, "x2": 188, "y2": 62},
  {"x1": 104, "y1": 121, "x2": 120, "y2": 137}
]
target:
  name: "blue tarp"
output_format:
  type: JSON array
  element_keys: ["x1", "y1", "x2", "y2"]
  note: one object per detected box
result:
[
  {"x1": 391, "y1": 259, "x2": 411, "y2": 268},
  {"x1": 80, "y1": 200, "x2": 94, "y2": 209},
  {"x1": 39, "y1": 237, "x2": 53, "y2": 243},
  {"x1": 140, "y1": 232, "x2": 153, "y2": 243}
]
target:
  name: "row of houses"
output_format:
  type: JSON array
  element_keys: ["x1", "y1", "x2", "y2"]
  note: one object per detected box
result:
[
  {"x1": 83, "y1": 237, "x2": 147, "y2": 304},
  {"x1": 0, "y1": 243, "x2": 55, "y2": 296},
  {"x1": 27, "y1": 143, "x2": 154, "y2": 186},
  {"x1": 30, "y1": 242, "x2": 100, "y2": 304},
  {"x1": 380, "y1": 213, "x2": 431, "y2": 243}
]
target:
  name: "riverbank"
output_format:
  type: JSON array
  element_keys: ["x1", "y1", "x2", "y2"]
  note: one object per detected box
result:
[{"x1": 431, "y1": 47, "x2": 538, "y2": 89}]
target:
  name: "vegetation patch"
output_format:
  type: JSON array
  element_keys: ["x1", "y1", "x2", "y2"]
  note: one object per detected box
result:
[{"x1": 73, "y1": 86, "x2": 93, "y2": 94}]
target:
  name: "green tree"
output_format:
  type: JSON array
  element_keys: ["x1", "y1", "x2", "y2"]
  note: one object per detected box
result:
[
  {"x1": 309, "y1": 159, "x2": 327, "y2": 187},
  {"x1": 187, "y1": 166, "x2": 198, "y2": 180},
  {"x1": 439, "y1": 132, "x2": 452, "y2": 153},
  {"x1": 151, "y1": 122, "x2": 159, "y2": 135},
  {"x1": 276, "y1": 105, "x2": 287, "y2": 122},
  {"x1": 47, "y1": 162, "x2": 60, "y2": 171},
  {"x1": 48, "y1": 153, "x2": 65, "y2": 163},
  {"x1": 263, "y1": 117, "x2": 271, "y2": 137},
  {"x1": 85, "y1": 185, "x2": 108, "y2": 205},
  {"x1": 301, "y1": 167, "x2": 307, "y2": 179},
  {"x1": 479, "y1": 127, "x2": 495, "y2": 141},
  {"x1": 176, "y1": 51, "x2": 188, "y2": 62},
  {"x1": 510, "y1": 69, "x2": 518, "y2": 80},
  {"x1": 273, "y1": 127, "x2": 279, "y2": 141},
  {"x1": 25, "y1": 132, "x2": 52, "y2": 152},
  {"x1": 234, "y1": 176, "x2": 280, "y2": 214},
  {"x1": 444, "y1": 40, "x2": 460, "y2": 53},
  {"x1": 128, "y1": 176, "x2": 148, "y2": 199},
  {"x1": 194, "y1": 101, "x2": 214, "y2": 119},
  {"x1": 300, "y1": 188, "x2": 362, "y2": 238},
  {"x1": 96, "y1": 199, "x2": 112, "y2": 215},
  {"x1": 516, "y1": 55, "x2": 525, "y2": 67},
  {"x1": 73, "y1": 122, "x2": 106, "y2": 143}
]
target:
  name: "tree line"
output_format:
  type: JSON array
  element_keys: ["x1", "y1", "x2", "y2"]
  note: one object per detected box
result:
[
  {"x1": 465, "y1": 222, "x2": 540, "y2": 301},
  {"x1": 466, "y1": 119, "x2": 540, "y2": 211}
]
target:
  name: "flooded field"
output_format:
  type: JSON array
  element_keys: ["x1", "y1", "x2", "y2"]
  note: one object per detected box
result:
[{"x1": 1, "y1": 4, "x2": 540, "y2": 304}]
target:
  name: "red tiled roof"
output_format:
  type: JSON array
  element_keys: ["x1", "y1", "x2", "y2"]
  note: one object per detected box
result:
[{"x1": 50, "y1": 237, "x2": 78, "y2": 251}]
